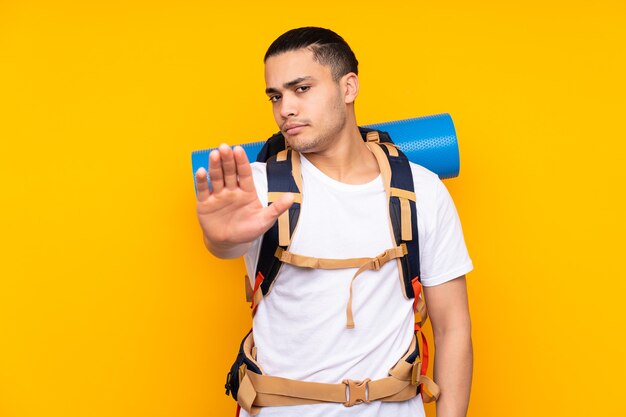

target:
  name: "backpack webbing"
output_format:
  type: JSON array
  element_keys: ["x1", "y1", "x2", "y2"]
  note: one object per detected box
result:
[
  {"x1": 252, "y1": 128, "x2": 421, "y2": 303},
  {"x1": 237, "y1": 129, "x2": 439, "y2": 405},
  {"x1": 379, "y1": 141, "x2": 421, "y2": 299},
  {"x1": 254, "y1": 149, "x2": 302, "y2": 299}
]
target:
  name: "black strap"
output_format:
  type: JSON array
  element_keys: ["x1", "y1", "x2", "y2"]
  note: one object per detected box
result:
[
  {"x1": 255, "y1": 151, "x2": 301, "y2": 295},
  {"x1": 380, "y1": 144, "x2": 421, "y2": 297}
]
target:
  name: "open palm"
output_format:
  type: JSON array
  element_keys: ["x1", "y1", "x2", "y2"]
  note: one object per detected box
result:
[{"x1": 195, "y1": 144, "x2": 293, "y2": 257}]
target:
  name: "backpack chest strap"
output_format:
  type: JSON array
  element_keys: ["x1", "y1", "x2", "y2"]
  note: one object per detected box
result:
[
  {"x1": 275, "y1": 244, "x2": 408, "y2": 328},
  {"x1": 255, "y1": 137, "x2": 420, "y2": 315}
]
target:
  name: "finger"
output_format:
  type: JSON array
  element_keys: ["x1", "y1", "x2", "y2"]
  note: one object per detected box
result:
[
  {"x1": 208, "y1": 149, "x2": 224, "y2": 193},
  {"x1": 195, "y1": 167, "x2": 210, "y2": 201},
  {"x1": 260, "y1": 192, "x2": 295, "y2": 230},
  {"x1": 233, "y1": 146, "x2": 255, "y2": 193},
  {"x1": 219, "y1": 144, "x2": 238, "y2": 190}
]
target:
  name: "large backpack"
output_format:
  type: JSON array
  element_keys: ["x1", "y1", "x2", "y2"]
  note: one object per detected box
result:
[{"x1": 226, "y1": 127, "x2": 440, "y2": 415}]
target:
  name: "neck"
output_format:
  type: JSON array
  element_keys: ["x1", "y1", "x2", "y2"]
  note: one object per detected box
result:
[{"x1": 302, "y1": 121, "x2": 380, "y2": 184}]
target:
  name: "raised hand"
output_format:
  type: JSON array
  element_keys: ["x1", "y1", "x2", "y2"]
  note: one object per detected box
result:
[{"x1": 195, "y1": 144, "x2": 294, "y2": 258}]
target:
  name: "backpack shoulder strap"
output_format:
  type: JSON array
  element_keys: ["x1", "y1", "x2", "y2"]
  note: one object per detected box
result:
[
  {"x1": 255, "y1": 132, "x2": 287, "y2": 162},
  {"x1": 250, "y1": 128, "x2": 419, "y2": 309},
  {"x1": 251, "y1": 149, "x2": 302, "y2": 312},
  {"x1": 365, "y1": 133, "x2": 421, "y2": 300}
]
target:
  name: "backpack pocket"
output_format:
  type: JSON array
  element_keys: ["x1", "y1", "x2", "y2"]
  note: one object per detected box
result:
[{"x1": 224, "y1": 331, "x2": 262, "y2": 401}]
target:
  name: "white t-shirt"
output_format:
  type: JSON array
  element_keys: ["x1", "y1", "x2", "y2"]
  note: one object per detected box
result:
[{"x1": 241, "y1": 154, "x2": 473, "y2": 417}]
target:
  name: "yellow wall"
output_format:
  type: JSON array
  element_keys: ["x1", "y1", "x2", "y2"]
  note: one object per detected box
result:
[{"x1": 1, "y1": 1, "x2": 624, "y2": 416}]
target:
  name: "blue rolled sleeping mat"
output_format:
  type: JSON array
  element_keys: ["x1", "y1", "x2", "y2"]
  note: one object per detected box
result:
[{"x1": 191, "y1": 113, "x2": 460, "y2": 188}]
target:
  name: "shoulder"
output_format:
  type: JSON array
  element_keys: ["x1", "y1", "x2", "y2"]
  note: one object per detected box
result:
[
  {"x1": 250, "y1": 162, "x2": 267, "y2": 184},
  {"x1": 408, "y1": 161, "x2": 441, "y2": 189},
  {"x1": 408, "y1": 162, "x2": 446, "y2": 210},
  {"x1": 408, "y1": 163, "x2": 473, "y2": 285},
  {"x1": 250, "y1": 162, "x2": 268, "y2": 206},
  {"x1": 250, "y1": 161, "x2": 267, "y2": 179},
  {"x1": 408, "y1": 161, "x2": 464, "y2": 248}
]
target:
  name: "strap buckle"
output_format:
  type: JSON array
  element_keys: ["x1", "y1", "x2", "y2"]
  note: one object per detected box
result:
[
  {"x1": 372, "y1": 257, "x2": 381, "y2": 270},
  {"x1": 365, "y1": 131, "x2": 380, "y2": 143},
  {"x1": 342, "y1": 378, "x2": 371, "y2": 406},
  {"x1": 411, "y1": 359, "x2": 422, "y2": 386}
]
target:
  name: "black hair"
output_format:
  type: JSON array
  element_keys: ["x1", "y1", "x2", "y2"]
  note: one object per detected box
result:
[{"x1": 264, "y1": 27, "x2": 359, "y2": 81}]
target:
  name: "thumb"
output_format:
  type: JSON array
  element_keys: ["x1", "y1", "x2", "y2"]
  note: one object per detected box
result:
[{"x1": 261, "y1": 192, "x2": 295, "y2": 225}]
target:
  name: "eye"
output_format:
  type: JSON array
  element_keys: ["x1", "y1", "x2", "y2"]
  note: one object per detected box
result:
[
  {"x1": 296, "y1": 86, "x2": 311, "y2": 93},
  {"x1": 268, "y1": 95, "x2": 281, "y2": 103}
]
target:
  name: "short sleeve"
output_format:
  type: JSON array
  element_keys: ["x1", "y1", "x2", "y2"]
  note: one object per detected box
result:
[
  {"x1": 419, "y1": 179, "x2": 473, "y2": 286},
  {"x1": 243, "y1": 162, "x2": 268, "y2": 284}
]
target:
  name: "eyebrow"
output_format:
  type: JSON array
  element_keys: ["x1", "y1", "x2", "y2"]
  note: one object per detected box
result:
[{"x1": 265, "y1": 76, "x2": 314, "y2": 95}]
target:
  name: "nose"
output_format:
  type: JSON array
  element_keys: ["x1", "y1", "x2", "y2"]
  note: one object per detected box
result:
[{"x1": 279, "y1": 94, "x2": 298, "y2": 119}]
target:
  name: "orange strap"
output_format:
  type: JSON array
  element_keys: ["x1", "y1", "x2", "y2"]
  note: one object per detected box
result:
[
  {"x1": 411, "y1": 277, "x2": 431, "y2": 381},
  {"x1": 411, "y1": 277, "x2": 422, "y2": 309}
]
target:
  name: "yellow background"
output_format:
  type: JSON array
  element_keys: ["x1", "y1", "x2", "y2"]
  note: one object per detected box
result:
[{"x1": 1, "y1": 1, "x2": 624, "y2": 416}]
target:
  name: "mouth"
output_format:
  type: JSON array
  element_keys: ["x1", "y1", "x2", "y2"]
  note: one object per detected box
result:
[{"x1": 283, "y1": 123, "x2": 307, "y2": 136}]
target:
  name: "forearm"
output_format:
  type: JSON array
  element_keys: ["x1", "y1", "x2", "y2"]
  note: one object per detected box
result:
[
  {"x1": 203, "y1": 233, "x2": 251, "y2": 259},
  {"x1": 433, "y1": 326, "x2": 473, "y2": 417}
]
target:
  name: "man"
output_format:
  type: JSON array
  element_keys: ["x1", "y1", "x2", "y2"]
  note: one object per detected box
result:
[{"x1": 195, "y1": 27, "x2": 473, "y2": 417}]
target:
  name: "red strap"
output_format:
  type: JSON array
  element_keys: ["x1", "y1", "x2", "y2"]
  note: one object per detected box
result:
[
  {"x1": 250, "y1": 272, "x2": 264, "y2": 313},
  {"x1": 235, "y1": 404, "x2": 241, "y2": 417},
  {"x1": 420, "y1": 330, "x2": 429, "y2": 376}
]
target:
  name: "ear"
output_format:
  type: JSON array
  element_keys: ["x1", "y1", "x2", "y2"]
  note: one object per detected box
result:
[{"x1": 341, "y1": 72, "x2": 359, "y2": 104}]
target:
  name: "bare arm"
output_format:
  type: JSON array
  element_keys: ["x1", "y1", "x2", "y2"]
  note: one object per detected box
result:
[
  {"x1": 195, "y1": 144, "x2": 294, "y2": 259},
  {"x1": 423, "y1": 275, "x2": 473, "y2": 417}
]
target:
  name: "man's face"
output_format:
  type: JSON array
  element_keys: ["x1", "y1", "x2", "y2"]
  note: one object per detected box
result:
[{"x1": 264, "y1": 48, "x2": 348, "y2": 153}]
